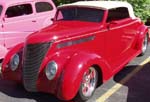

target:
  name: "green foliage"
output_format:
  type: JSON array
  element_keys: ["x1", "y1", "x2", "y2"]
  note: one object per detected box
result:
[
  {"x1": 54, "y1": 0, "x2": 76, "y2": 6},
  {"x1": 120, "y1": 0, "x2": 150, "y2": 21}
]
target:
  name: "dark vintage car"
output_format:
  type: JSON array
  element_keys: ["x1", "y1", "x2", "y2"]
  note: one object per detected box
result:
[{"x1": 1, "y1": 1, "x2": 149, "y2": 102}]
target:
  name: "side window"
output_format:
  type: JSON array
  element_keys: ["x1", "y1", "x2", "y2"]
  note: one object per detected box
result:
[
  {"x1": 6, "y1": 4, "x2": 33, "y2": 18},
  {"x1": 35, "y1": 2, "x2": 53, "y2": 13},
  {"x1": 107, "y1": 7, "x2": 129, "y2": 22},
  {"x1": 0, "y1": 5, "x2": 2, "y2": 15}
]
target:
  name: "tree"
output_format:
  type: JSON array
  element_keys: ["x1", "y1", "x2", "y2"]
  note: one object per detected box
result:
[
  {"x1": 54, "y1": 0, "x2": 81, "y2": 6},
  {"x1": 113, "y1": 0, "x2": 150, "y2": 21}
]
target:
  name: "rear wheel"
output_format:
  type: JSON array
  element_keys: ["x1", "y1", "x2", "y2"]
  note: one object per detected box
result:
[
  {"x1": 74, "y1": 67, "x2": 98, "y2": 102},
  {"x1": 140, "y1": 34, "x2": 148, "y2": 56}
]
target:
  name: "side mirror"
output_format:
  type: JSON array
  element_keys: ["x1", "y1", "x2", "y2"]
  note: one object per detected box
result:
[{"x1": 51, "y1": 18, "x2": 55, "y2": 22}]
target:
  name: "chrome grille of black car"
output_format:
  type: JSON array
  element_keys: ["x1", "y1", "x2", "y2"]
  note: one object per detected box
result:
[{"x1": 23, "y1": 42, "x2": 51, "y2": 92}]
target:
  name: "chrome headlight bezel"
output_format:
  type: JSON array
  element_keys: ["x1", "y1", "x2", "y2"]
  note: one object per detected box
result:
[
  {"x1": 45, "y1": 61, "x2": 58, "y2": 80},
  {"x1": 10, "y1": 53, "x2": 20, "y2": 71}
]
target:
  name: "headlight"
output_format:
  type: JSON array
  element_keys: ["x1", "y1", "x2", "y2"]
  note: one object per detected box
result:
[
  {"x1": 45, "y1": 61, "x2": 58, "y2": 80},
  {"x1": 10, "y1": 54, "x2": 20, "y2": 71}
]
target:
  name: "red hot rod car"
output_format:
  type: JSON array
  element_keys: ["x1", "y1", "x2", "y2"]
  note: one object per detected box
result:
[{"x1": 1, "y1": 1, "x2": 149, "y2": 102}]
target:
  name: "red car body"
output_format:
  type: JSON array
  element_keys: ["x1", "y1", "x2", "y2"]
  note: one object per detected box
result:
[{"x1": 1, "y1": 1, "x2": 149, "y2": 101}]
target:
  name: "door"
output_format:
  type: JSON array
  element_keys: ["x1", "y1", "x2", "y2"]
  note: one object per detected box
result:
[
  {"x1": 105, "y1": 7, "x2": 136, "y2": 71},
  {"x1": 105, "y1": 21, "x2": 124, "y2": 70},
  {"x1": 2, "y1": 3, "x2": 37, "y2": 49},
  {"x1": 0, "y1": 21, "x2": 6, "y2": 59},
  {"x1": 34, "y1": 1, "x2": 56, "y2": 29}
]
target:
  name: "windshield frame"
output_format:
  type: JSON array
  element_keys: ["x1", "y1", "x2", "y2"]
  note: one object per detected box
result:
[{"x1": 56, "y1": 6, "x2": 105, "y2": 23}]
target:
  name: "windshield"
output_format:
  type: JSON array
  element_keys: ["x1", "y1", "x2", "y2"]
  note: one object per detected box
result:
[
  {"x1": 0, "y1": 5, "x2": 2, "y2": 16},
  {"x1": 57, "y1": 7, "x2": 104, "y2": 22}
]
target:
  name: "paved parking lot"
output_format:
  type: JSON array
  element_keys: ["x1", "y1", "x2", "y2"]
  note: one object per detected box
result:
[{"x1": 0, "y1": 45, "x2": 149, "y2": 102}]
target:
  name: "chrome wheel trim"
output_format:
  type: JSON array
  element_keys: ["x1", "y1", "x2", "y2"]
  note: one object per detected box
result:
[
  {"x1": 81, "y1": 67, "x2": 98, "y2": 97},
  {"x1": 142, "y1": 35, "x2": 148, "y2": 53}
]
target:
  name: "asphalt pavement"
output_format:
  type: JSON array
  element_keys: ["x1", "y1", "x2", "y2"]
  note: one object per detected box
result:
[{"x1": 0, "y1": 45, "x2": 149, "y2": 102}]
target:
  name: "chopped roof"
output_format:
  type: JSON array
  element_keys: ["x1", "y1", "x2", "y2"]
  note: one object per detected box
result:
[{"x1": 59, "y1": 1, "x2": 136, "y2": 19}]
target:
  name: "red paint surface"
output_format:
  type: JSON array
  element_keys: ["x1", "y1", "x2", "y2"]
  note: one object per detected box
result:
[{"x1": 1, "y1": 7, "x2": 148, "y2": 101}]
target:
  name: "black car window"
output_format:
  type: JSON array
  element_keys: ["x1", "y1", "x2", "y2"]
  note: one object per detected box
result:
[
  {"x1": 0, "y1": 5, "x2": 2, "y2": 16},
  {"x1": 35, "y1": 2, "x2": 53, "y2": 13},
  {"x1": 6, "y1": 4, "x2": 33, "y2": 18},
  {"x1": 107, "y1": 7, "x2": 130, "y2": 22},
  {"x1": 57, "y1": 7, "x2": 104, "y2": 22}
]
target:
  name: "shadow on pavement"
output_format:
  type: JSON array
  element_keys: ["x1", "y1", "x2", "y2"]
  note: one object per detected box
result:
[
  {"x1": 0, "y1": 78, "x2": 74, "y2": 102},
  {"x1": 114, "y1": 62, "x2": 150, "y2": 102},
  {"x1": 0, "y1": 60, "x2": 150, "y2": 102}
]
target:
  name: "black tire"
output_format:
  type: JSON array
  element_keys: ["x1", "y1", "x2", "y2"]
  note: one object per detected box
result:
[
  {"x1": 74, "y1": 67, "x2": 98, "y2": 102},
  {"x1": 139, "y1": 34, "x2": 149, "y2": 56}
]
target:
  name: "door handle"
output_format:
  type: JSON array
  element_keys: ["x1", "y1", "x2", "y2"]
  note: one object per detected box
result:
[{"x1": 32, "y1": 20, "x2": 36, "y2": 22}]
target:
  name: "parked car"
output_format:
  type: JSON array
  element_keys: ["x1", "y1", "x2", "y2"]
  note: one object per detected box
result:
[
  {"x1": 1, "y1": 1, "x2": 149, "y2": 102},
  {"x1": 145, "y1": 17, "x2": 150, "y2": 26},
  {"x1": 0, "y1": 0, "x2": 56, "y2": 60},
  {"x1": 145, "y1": 17, "x2": 150, "y2": 39}
]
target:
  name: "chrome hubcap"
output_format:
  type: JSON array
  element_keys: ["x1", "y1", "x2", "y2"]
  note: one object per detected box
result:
[
  {"x1": 142, "y1": 35, "x2": 148, "y2": 53},
  {"x1": 81, "y1": 67, "x2": 98, "y2": 97}
]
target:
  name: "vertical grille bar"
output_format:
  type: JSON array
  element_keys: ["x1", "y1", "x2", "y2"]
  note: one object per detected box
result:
[{"x1": 23, "y1": 42, "x2": 51, "y2": 92}]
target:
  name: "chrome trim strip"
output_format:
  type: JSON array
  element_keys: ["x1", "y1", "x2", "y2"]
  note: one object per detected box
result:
[{"x1": 57, "y1": 36, "x2": 95, "y2": 49}]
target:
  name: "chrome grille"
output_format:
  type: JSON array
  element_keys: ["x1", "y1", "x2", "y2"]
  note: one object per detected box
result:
[{"x1": 23, "y1": 42, "x2": 51, "y2": 92}]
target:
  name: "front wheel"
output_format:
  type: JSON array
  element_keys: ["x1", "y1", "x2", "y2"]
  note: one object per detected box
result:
[
  {"x1": 139, "y1": 34, "x2": 149, "y2": 56},
  {"x1": 74, "y1": 67, "x2": 98, "y2": 102}
]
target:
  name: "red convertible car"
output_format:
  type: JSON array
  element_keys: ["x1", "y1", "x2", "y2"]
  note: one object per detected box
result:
[{"x1": 1, "y1": 1, "x2": 149, "y2": 102}]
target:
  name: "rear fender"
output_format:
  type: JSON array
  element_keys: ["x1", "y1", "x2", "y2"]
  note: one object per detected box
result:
[{"x1": 136, "y1": 25, "x2": 148, "y2": 50}]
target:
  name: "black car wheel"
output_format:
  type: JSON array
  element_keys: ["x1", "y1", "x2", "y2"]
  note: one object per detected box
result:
[{"x1": 140, "y1": 34, "x2": 149, "y2": 56}]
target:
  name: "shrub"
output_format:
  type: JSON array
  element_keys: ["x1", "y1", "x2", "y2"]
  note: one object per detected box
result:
[
  {"x1": 54, "y1": 0, "x2": 77, "y2": 6},
  {"x1": 124, "y1": 0, "x2": 150, "y2": 22}
]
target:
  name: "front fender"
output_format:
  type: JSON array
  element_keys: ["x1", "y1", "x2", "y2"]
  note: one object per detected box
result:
[
  {"x1": 2, "y1": 43, "x2": 24, "y2": 81},
  {"x1": 57, "y1": 51, "x2": 111, "y2": 100},
  {"x1": 0, "y1": 45, "x2": 8, "y2": 60}
]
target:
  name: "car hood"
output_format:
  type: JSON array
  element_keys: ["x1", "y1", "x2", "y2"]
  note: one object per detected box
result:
[{"x1": 26, "y1": 21, "x2": 102, "y2": 44}]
